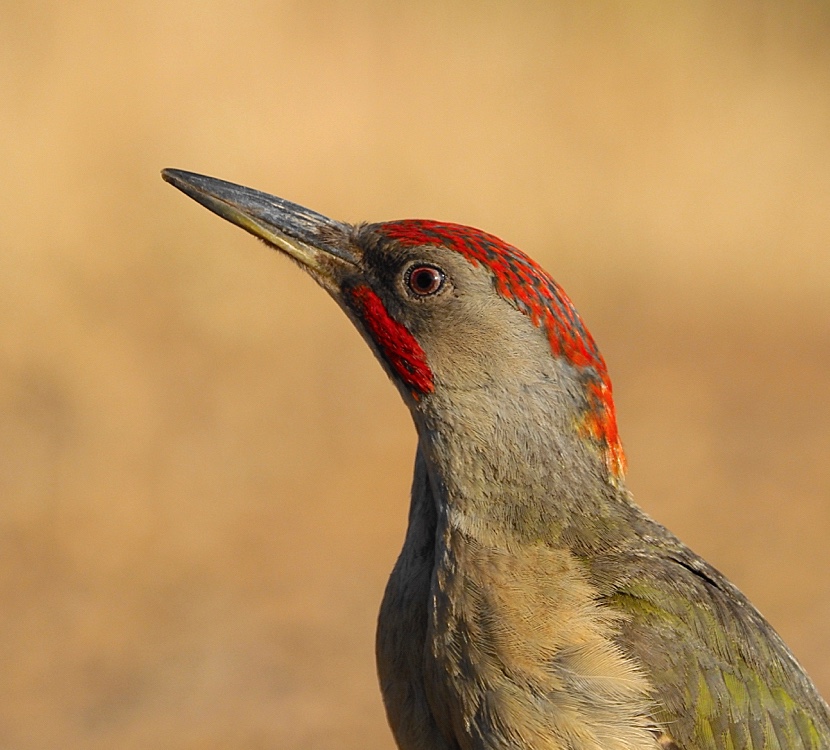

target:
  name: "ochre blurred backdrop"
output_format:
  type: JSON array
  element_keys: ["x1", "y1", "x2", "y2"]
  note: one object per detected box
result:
[{"x1": 1, "y1": 2, "x2": 828, "y2": 748}]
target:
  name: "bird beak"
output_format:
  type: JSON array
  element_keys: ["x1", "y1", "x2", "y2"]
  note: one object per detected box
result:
[{"x1": 161, "y1": 169, "x2": 358, "y2": 274}]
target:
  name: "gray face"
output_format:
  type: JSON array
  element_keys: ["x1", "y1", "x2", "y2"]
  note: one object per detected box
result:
[{"x1": 342, "y1": 227, "x2": 563, "y2": 397}]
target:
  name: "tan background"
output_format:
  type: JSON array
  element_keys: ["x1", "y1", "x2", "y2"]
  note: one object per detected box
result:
[{"x1": 1, "y1": 1, "x2": 829, "y2": 748}]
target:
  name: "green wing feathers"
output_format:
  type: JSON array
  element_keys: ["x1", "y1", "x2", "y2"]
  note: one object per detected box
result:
[{"x1": 608, "y1": 553, "x2": 830, "y2": 750}]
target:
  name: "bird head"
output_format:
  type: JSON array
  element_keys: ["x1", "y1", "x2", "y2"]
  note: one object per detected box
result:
[{"x1": 162, "y1": 170, "x2": 625, "y2": 482}]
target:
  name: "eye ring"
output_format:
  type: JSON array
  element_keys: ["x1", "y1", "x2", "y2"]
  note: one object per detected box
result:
[{"x1": 405, "y1": 264, "x2": 446, "y2": 297}]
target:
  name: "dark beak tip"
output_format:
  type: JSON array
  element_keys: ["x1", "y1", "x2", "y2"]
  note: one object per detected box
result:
[
  {"x1": 160, "y1": 167, "x2": 184, "y2": 185},
  {"x1": 161, "y1": 168, "x2": 211, "y2": 195}
]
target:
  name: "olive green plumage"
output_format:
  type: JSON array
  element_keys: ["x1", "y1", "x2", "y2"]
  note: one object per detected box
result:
[
  {"x1": 163, "y1": 169, "x2": 830, "y2": 750},
  {"x1": 609, "y1": 538, "x2": 830, "y2": 749}
]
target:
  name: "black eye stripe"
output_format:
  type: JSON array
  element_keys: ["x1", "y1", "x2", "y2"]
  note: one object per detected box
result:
[{"x1": 405, "y1": 264, "x2": 445, "y2": 296}]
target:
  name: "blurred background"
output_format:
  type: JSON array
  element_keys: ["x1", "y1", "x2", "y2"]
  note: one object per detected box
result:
[{"x1": 1, "y1": 1, "x2": 829, "y2": 747}]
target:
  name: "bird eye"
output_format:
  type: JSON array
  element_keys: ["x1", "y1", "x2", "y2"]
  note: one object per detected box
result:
[{"x1": 405, "y1": 265, "x2": 445, "y2": 297}]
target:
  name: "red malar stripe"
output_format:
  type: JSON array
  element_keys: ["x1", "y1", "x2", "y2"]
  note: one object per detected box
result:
[{"x1": 350, "y1": 285, "x2": 435, "y2": 396}]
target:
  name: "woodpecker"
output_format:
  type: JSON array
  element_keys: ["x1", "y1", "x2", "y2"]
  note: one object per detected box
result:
[{"x1": 163, "y1": 169, "x2": 830, "y2": 750}]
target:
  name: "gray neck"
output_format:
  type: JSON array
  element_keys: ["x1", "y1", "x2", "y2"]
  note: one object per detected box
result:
[{"x1": 413, "y1": 377, "x2": 645, "y2": 556}]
